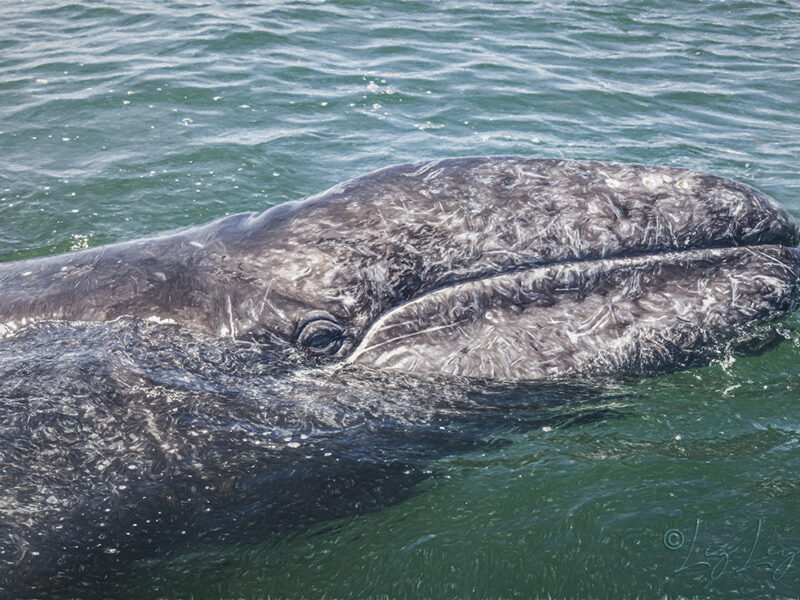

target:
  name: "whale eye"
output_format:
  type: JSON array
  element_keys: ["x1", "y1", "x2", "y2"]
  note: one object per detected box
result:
[{"x1": 296, "y1": 317, "x2": 344, "y2": 355}]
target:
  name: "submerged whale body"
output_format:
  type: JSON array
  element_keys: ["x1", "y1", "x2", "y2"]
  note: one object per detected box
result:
[
  {"x1": 1, "y1": 156, "x2": 799, "y2": 379},
  {"x1": 0, "y1": 322, "x2": 619, "y2": 597}
]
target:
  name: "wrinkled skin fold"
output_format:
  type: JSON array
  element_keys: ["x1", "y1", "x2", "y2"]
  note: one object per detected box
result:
[{"x1": 1, "y1": 156, "x2": 799, "y2": 380}]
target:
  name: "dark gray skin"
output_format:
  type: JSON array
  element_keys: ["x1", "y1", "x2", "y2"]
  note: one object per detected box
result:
[{"x1": 2, "y1": 156, "x2": 799, "y2": 380}]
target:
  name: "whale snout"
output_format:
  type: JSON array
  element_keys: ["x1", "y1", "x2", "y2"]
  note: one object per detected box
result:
[{"x1": 339, "y1": 158, "x2": 800, "y2": 380}]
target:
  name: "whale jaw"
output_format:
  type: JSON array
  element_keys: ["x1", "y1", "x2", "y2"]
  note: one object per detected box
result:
[{"x1": 348, "y1": 245, "x2": 800, "y2": 380}]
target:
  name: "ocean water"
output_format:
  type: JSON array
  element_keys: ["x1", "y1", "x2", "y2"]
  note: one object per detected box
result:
[{"x1": 2, "y1": 1, "x2": 800, "y2": 598}]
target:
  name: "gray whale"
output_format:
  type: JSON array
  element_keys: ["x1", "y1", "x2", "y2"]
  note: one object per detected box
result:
[
  {"x1": 2, "y1": 156, "x2": 800, "y2": 596},
  {"x1": 1, "y1": 156, "x2": 799, "y2": 380}
]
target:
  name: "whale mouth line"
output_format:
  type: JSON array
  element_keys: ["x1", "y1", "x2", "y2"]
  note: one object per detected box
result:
[
  {"x1": 346, "y1": 240, "x2": 800, "y2": 372},
  {"x1": 418, "y1": 237, "x2": 800, "y2": 300}
]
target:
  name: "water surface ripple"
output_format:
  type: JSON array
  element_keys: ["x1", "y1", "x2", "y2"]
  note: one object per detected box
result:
[{"x1": 2, "y1": 1, "x2": 800, "y2": 598}]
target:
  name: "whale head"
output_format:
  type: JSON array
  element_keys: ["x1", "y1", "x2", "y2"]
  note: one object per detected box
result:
[{"x1": 232, "y1": 157, "x2": 800, "y2": 380}]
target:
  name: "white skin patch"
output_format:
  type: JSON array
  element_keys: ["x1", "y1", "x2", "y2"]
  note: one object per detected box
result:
[
  {"x1": 145, "y1": 315, "x2": 177, "y2": 324},
  {"x1": 0, "y1": 317, "x2": 37, "y2": 339},
  {"x1": 641, "y1": 174, "x2": 660, "y2": 188}
]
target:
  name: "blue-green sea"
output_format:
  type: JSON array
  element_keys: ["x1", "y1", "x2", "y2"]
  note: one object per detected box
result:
[{"x1": 2, "y1": 1, "x2": 800, "y2": 599}]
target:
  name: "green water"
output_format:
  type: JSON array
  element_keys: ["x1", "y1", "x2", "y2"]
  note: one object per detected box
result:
[{"x1": 2, "y1": 1, "x2": 800, "y2": 598}]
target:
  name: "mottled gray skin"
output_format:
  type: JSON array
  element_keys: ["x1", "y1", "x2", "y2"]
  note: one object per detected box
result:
[{"x1": 1, "y1": 156, "x2": 799, "y2": 379}]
